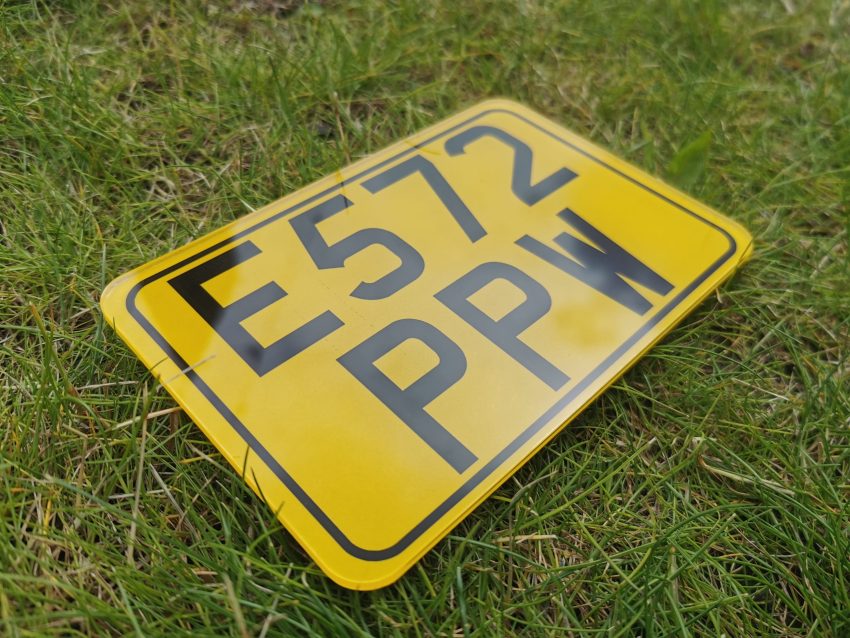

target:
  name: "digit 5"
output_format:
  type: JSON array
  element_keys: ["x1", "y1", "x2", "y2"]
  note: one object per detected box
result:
[{"x1": 290, "y1": 194, "x2": 425, "y2": 300}]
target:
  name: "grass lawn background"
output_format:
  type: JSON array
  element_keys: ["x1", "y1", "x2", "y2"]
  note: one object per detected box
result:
[{"x1": 1, "y1": 0, "x2": 848, "y2": 635}]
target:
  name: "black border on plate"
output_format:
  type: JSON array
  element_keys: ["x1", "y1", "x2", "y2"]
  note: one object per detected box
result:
[{"x1": 124, "y1": 107, "x2": 738, "y2": 561}]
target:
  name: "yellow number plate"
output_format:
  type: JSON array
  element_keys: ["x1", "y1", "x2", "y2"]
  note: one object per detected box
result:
[{"x1": 101, "y1": 100, "x2": 752, "y2": 589}]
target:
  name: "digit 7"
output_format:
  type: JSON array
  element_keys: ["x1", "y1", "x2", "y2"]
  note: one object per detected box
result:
[{"x1": 361, "y1": 155, "x2": 486, "y2": 243}]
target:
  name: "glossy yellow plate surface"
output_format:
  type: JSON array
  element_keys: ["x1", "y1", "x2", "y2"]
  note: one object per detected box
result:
[{"x1": 101, "y1": 100, "x2": 752, "y2": 589}]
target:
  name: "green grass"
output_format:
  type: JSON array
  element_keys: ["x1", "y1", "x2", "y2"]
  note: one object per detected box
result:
[{"x1": 1, "y1": 0, "x2": 849, "y2": 635}]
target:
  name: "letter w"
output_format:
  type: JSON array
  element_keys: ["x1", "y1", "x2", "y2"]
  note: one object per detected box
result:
[{"x1": 516, "y1": 208, "x2": 673, "y2": 315}]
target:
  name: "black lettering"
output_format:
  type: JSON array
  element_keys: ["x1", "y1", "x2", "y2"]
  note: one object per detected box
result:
[
  {"x1": 290, "y1": 194, "x2": 425, "y2": 300},
  {"x1": 445, "y1": 125, "x2": 577, "y2": 206},
  {"x1": 435, "y1": 262, "x2": 569, "y2": 390},
  {"x1": 361, "y1": 155, "x2": 486, "y2": 242},
  {"x1": 516, "y1": 208, "x2": 673, "y2": 315},
  {"x1": 337, "y1": 318, "x2": 477, "y2": 473},
  {"x1": 169, "y1": 241, "x2": 343, "y2": 376}
]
